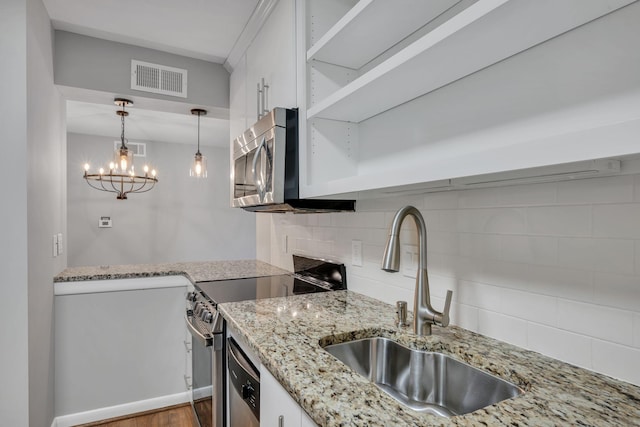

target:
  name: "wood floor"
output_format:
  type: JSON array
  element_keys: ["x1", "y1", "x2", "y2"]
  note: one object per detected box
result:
[{"x1": 73, "y1": 403, "x2": 198, "y2": 427}]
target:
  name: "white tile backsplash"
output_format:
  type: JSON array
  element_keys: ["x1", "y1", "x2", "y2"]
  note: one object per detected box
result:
[
  {"x1": 557, "y1": 175, "x2": 634, "y2": 204},
  {"x1": 557, "y1": 238, "x2": 635, "y2": 274},
  {"x1": 457, "y1": 280, "x2": 502, "y2": 312},
  {"x1": 593, "y1": 204, "x2": 640, "y2": 238},
  {"x1": 557, "y1": 299, "x2": 633, "y2": 346},
  {"x1": 592, "y1": 340, "x2": 640, "y2": 385},
  {"x1": 478, "y1": 310, "x2": 528, "y2": 348},
  {"x1": 497, "y1": 182, "x2": 557, "y2": 206},
  {"x1": 527, "y1": 206, "x2": 592, "y2": 236},
  {"x1": 592, "y1": 272, "x2": 640, "y2": 312},
  {"x1": 258, "y1": 173, "x2": 640, "y2": 386},
  {"x1": 457, "y1": 208, "x2": 527, "y2": 234},
  {"x1": 527, "y1": 322, "x2": 592, "y2": 369},
  {"x1": 500, "y1": 235, "x2": 557, "y2": 266},
  {"x1": 501, "y1": 288, "x2": 557, "y2": 327}
]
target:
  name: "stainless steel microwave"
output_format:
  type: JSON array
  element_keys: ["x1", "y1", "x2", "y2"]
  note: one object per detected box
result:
[{"x1": 230, "y1": 108, "x2": 354, "y2": 213}]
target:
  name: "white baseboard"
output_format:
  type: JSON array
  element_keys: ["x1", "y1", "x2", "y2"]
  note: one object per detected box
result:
[{"x1": 53, "y1": 392, "x2": 191, "y2": 427}]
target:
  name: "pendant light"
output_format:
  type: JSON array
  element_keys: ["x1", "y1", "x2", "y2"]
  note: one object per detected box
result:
[
  {"x1": 190, "y1": 108, "x2": 208, "y2": 178},
  {"x1": 83, "y1": 98, "x2": 158, "y2": 199}
]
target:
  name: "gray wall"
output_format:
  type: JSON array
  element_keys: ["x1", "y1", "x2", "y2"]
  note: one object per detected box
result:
[
  {"x1": 54, "y1": 31, "x2": 229, "y2": 110},
  {"x1": 68, "y1": 133, "x2": 256, "y2": 266},
  {"x1": 27, "y1": 1, "x2": 67, "y2": 426},
  {"x1": 0, "y1": 0, "x2": 66, "y2": 425},
  {"x1": 0, "y1": 0, "x2": 30, "y2": 425}
]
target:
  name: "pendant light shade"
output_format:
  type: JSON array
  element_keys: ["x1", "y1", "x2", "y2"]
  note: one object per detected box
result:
[
  {"x1": 83, "y1": 98, "x2": 158, "y2": 199},
  {"x1": 190, "y1": 108, "x2": 207, "y2": 178}
]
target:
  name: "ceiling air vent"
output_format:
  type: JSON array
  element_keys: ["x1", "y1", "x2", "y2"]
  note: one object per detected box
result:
[
  {"x1": 131, "y1": 60, "x2": 188, "y2": 98},
  {"x1": 114, "y1": 141, "x2": 146, "y2": 157}
]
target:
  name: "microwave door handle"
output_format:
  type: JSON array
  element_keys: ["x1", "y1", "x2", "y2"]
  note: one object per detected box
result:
[{"x1": 251, "y1": 137, "x2": 267, "y2": 202}]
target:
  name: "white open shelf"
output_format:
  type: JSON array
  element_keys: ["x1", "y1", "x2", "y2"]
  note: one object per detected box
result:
[
  {"x1": 306, "y1": 0, "x2": 462, "y2": 70},
  {"x1": 306, "y1": 0, "x2": 636, "y2": 123},
  {"x1": 301, "y1": 116, "x2": 640, "y2": 198}
]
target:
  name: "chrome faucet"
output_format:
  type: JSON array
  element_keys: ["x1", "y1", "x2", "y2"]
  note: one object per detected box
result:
[{"x1": 382, "y1": 206, "x2": 453, "y2": 336}]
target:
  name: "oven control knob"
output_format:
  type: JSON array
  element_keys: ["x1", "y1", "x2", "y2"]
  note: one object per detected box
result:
[
  {"x1": 203, "y1": 311, "x2": 214, "y2": 323},
  {"x1": 193, "y1": 302, "x2": 202, "y2": 316},
  {"x1": 186, "y1": 291, "x2": 197, "y2": 302},
  {"x1": 242, "y1": 383, "x2": 254, "y2": 400}
]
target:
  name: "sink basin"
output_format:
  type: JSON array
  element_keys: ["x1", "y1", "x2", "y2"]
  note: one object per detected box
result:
[{"x1": 323, "y1": 337, "x2": 523, "y2": 417}]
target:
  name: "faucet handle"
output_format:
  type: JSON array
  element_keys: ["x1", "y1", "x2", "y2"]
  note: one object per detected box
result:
[{"x1": 436, "y1": 290, "x2": 453, "y2": 327}]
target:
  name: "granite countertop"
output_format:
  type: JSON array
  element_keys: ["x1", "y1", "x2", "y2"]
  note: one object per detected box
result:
[
  {"x1": 54, "y1": 259, "x2": 289, "y2": 283},
  {"x1": 218, "y1": 291, "x2": 640, "y2": 427}
]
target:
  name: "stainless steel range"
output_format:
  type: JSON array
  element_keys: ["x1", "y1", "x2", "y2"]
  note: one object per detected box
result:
[{"x1": 184, "y1": 255, "x2": 347, "y2": 427}]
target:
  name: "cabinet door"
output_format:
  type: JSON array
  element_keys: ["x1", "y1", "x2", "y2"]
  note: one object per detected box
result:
[
  {"x1": 247, "y1": 0, "x2": 296, "y2": 123},
  {"x1": 301, "y1": 411, "x2": 317, "y2": 427},
  {"x1": 230, "y1": 52, "x2": 247, "y2": 141},
  {"x1": 260, "y1": 367, "x2": 302, "y2": 427}
]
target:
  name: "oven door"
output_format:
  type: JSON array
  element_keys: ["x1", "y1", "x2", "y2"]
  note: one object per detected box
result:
[
  {"x1": 231, "y1": 126, "x2": 286, "y2": 208},
  {"x1": 185, "y1": 314, "x2": 225, "y2": 427}
]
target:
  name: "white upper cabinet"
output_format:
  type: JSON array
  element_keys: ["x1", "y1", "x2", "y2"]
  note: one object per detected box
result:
[
  {"x1": 246, "y1": 0, "x2": 297, "y2": 124},
  {"x1": 229, "y1": 0, "x2": 297, "y2": 142},
  {"x1": 298, "y1": 0, "x2": 640, "y2": 198}
]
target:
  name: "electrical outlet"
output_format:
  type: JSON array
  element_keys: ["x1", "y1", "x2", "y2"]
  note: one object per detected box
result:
[
  {"x1": 401, "y1": 244, "x2": 419, "y2": 277},
  {"x1": 352, "y1": 240, "x2": 363, "y2": 267}
]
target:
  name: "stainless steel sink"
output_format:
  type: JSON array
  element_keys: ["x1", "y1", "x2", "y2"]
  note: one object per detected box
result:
[{"x1": 323, "y1": 337, "x2": 523, "y2": 417}]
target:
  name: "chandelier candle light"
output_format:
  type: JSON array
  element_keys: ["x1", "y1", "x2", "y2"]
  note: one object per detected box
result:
[
  {"x1": 83, "y1": 98, "x2": 158, "y2": 199},
  {"x1": 190, "y1": 108, "x2": 207, "y2": 178}
]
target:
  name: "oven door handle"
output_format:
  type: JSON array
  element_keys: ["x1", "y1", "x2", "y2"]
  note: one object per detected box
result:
[{"x1": 184, "y1": 314, "x2": 213, "y2": 347}]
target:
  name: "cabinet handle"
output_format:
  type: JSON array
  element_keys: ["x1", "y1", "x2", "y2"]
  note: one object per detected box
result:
[
  {"x1": 257, "y1": 82, "x2": 262, "y2": 119},
  {"x1": 262, "y1": 77, "x2": 269, "y2": 115},
  {"x1": 278, "y1": 415, "x2": 284, "y2": 427}
]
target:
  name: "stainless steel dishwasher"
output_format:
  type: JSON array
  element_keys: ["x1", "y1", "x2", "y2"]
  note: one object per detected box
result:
[{"x1": 227, "y1": 337, "x2": 260, "y2": 427}]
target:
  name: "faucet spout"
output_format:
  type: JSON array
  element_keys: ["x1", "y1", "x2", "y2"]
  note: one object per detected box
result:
[{"x1": 381, "y1": 206, "x2": 453, "y2": 336}]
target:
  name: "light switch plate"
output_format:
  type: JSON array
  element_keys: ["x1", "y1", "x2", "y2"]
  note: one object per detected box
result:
[
  {"x1": 401, "y1": 244, "x2": 419, "y2": 277},
  {"x1": 52, "y1": 234, "x2": 58, "y2": 257},
  {"x1": 57, "y1": 233, "x2": 63, "y2": 255},
  {"x1": 352, "y1": 240, "x2": 363, "y2": 267}
]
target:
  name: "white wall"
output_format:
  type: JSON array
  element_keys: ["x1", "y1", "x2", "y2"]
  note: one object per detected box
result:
[
  {"x1": 54, "y1": 282, "x2": 188, "y2": 418},
  {"x1": 258, "y1": 172, "x2": 640, "y2": 387},
  {"x1": 67, "y1": 133, "x2": 256, "y2": 266}
]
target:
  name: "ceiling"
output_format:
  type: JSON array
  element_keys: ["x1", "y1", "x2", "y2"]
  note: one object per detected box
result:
[{"x1": 43, "y1": 0, "x2": 260, "y2": 147}]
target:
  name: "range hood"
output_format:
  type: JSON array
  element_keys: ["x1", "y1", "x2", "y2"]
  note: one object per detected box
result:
[{"x1": 240, "y1": 198, "x2": 355, "y2": 213}]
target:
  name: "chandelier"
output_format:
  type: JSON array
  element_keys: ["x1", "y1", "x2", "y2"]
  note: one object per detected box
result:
[
  {"x1": 189, "y1": 108, "x2": 207, "y2": 178},
  {"x1": 83, "y1": 98, "x2": 158, "y2": 199}
]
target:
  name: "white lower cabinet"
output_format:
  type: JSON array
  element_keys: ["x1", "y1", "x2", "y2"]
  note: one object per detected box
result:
[{"x1": 260, "y1": 366, "x2": 317, "y2": 427}]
